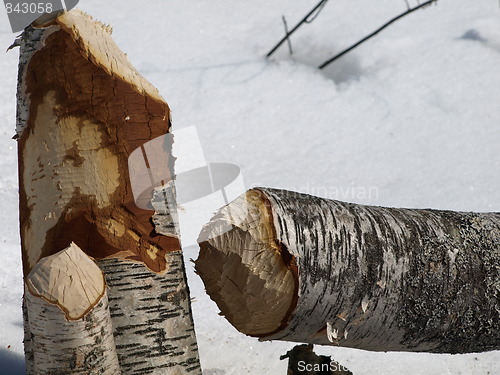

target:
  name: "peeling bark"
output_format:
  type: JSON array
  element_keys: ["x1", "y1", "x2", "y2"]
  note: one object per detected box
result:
[
  {"x1": 25, "y1": 243, "x2": 120, "y2": 374},
  {"x1": 196, "y1": 188, "x2": 500, "y2": 354},
  {"x1": 16, "y1": 9, "x2": 201, "y2": 374}
]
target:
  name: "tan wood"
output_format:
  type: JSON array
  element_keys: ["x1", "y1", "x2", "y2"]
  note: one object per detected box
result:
[{"x1": 197, "y1": 190, "x2": 298, "y2": 336}]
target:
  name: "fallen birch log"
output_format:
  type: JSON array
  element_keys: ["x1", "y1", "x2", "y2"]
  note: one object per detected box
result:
[
  {"x1": 25, "y1": 243, "x2": 120, "y2": 374},
  {"x1": 16, "y1": 9, "x2": 200, "y2": 374},
  {"x1": 196, "y1": 188, "x2": 500, "y2": 354}
]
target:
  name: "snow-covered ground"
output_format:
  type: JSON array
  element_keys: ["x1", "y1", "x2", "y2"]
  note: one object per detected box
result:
[{"x1": 0, "y1": 0, "x2": 499, "y2": 373}]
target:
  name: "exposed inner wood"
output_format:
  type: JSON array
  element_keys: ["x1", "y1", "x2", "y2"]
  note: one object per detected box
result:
[
  {"x1": 56, "y1": 10, "x2": 164, "y2": 104},
  {"x1": 18, "y1": 10, "x2": 179, "y2": 276},
  {"x1": 196, "y1": 189, "x2": 298, "y2": 336},
  {"x1": 26, "y1": 242, "x2": 105, "y2": 320}
]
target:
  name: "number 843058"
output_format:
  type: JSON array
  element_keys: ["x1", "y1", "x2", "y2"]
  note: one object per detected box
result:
[{"x1": 5, "y1": 2, "x2": 54, "y2": 14}]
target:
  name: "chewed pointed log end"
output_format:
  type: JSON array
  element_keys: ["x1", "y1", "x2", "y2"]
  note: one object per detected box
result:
[
  {"x1": 25, "y1": 243, "x2": 120, "y2": 374},
  {"x1": 195, "y1": 189, "x2": 298, "y2": 337},
  {"x1": 26, "y1": 242, "x2": 105, "y2": 320}
]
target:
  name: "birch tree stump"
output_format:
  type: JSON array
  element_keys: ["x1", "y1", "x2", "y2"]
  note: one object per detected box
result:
[
  {"x1": 16, "y1": 9, "x2": 201, "y2": 374},
  {"x1": 25, "y1": 243, "x2": 120, "y2": 374},
  {"x1": 196, "y1": 188, "x2": 500, "y2": 354}
]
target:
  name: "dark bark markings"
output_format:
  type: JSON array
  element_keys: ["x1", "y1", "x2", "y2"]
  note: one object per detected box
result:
[{"x1": 259, "y1": 188, "x2": 499, "y2": 353}]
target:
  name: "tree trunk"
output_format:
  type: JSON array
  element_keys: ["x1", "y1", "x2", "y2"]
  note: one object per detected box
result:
[
  {"x1": 25, "y1": 243, "x2": 120, "y2": 374},
  {"x1": 196, "y1": 188, "x2": 500, "y2": 354},
  {"x1": 16, "y1": 9, "x2": 201, "y2": 374},
  {"x1": 97, "y1": 184, "x2": 200, "y2": 373}
]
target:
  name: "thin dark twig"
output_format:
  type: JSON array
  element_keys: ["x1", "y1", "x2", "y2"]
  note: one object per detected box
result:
[
  {"x1": 266, "y1": 0, "x2": 329, "y2": 58},
  {"x1": 282, "y1": 16, "x2": 293, "y2": 55},
  {"x1": 319, "y1": 0, "x2": 438, "y2": 70},
  {"x1": 305, "y1": 0, "x2": 329, "y2": 23}
]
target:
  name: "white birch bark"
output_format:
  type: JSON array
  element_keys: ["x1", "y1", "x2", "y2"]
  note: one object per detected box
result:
[
  {"x1": 25, "y1": 243, "x2": 120, "y2": 374},
  {"x1": 15, "y1": 25, "x2": 58, "y2": 373},
  {"x1": 22, "y1": 299, "x2": 33, "y2": 375},
  {"x1": 98, "y1": 255, "x2": 200, "y2": 374},
  {"x1": 196, "y1": 188, "x2": 500, "y2": 354}
]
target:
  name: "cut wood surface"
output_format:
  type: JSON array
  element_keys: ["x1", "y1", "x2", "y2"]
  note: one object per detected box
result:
[
  {"x1": 16, "y1": 9, "x2": 201, "y2": 374},
  {"x1": 17, "y1": 10, "x2": 177, "y2": 276},
  {"x1": 196, "y1": 188, "x2": 500, "y2": 354},
  {"x1": 26, "y1": 242, "x2": 105, "y2": 320},
  {"x1": 25, "y1": 243, "x2": 120, "y2": 374}
]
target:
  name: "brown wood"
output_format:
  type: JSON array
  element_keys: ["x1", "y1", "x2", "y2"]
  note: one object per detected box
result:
[{"x1": 18, "y1": 10, "x2": 177, "y2": 277}]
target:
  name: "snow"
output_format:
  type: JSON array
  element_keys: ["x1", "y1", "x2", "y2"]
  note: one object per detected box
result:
[{"x1": 0, "y1": 0, "x2": 499, "y2": 373}]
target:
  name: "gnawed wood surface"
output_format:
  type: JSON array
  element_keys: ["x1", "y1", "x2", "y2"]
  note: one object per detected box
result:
[
  {"x1": 196, "y1": 188, "x2": 500, "y2": 354},
  {"x1": 16, "y1": 9, "x2": 201, "y2": 374},
  {"x1": 196, "y1": 191, "x2": 297, "y2": 336},
  {"x1": 25, "y1": 243, "x2": 120, "y2": 374},
  {"x1": 26, "y1": 242, "x2": 105, "y2": 320},
  {"x1": 17, "y1": 9, "x2": 177, "y2": 277}
]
